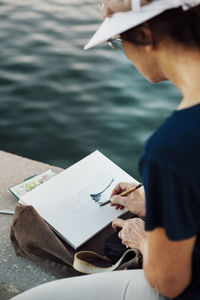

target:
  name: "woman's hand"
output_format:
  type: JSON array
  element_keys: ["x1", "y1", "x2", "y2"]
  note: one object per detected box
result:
[
  {"x1": 99, "y1": 0, "x2": 131, "y2": 18},
  {"x1": 110, "y1": 182, "x2": 145, "y2": 218},
  {"x1": 112, "y1": 217, "x2": 147, "y2": 254},
  {"x1": 99, "y1": 0, "x2": 153, "y2": 19}
]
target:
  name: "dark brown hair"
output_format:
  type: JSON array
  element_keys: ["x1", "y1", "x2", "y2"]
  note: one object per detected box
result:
[{"x1": 121, "y1": 5, "x2": 200, "y2": 48}]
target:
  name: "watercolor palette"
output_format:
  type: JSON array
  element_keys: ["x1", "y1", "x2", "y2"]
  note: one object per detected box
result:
[{"x1": 9, "y1": 169, "x2": 56, "y2": 200}]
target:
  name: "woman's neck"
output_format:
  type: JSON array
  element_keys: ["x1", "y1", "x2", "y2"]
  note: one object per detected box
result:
[{"x1": 157, "y1": 42, "x2": 200, "y2": 110}]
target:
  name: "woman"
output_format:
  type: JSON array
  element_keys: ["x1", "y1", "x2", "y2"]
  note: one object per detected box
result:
[{"x1": 12, "y1": 0, "x2": 200, "y2": 299}]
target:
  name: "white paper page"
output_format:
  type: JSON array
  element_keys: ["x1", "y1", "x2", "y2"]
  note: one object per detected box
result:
[{"x1": 20, "y1": 151, "x2": 138, "y2": 249}]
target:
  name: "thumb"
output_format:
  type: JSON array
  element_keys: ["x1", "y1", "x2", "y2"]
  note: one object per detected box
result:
[
  {"x1": 111, "y1": 195, "x2": 127, "y2": 207},
  {"x1": 112, "y1": 218, "x2": 125, "y2": 231}
]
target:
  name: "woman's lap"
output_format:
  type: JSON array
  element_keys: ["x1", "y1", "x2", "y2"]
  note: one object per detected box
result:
[{"x1": 12, "y1": 270, "x2": 167, "y2": 300}]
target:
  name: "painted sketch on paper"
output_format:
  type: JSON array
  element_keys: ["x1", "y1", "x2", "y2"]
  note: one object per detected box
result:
[
  {"x1": 58, "y1": 176, "x2": 116, "y2": 217},
  {"x1": 90, "y1": 178, "x2": 115, "y2": 206}
]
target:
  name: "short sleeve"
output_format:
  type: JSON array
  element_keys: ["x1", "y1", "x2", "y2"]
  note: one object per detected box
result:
[{"x1": 140, "y1": 158, "x2": 200, "y2": 240}]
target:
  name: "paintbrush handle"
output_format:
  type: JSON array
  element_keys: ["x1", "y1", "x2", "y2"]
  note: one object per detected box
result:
[
  {"x1": 119, "y1": 183, "x2": 143, "y2": 196},
  {"x1": 0, "y1": 209, "x2": 15, "y2": 215}
]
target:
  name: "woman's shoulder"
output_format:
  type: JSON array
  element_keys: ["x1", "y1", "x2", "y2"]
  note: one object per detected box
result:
[{"x1": 140, "y1": 104, "x2": 200, "y2": 178}]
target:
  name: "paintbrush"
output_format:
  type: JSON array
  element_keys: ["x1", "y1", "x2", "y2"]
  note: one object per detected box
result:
[
  {"x1": 0, "y1": 209, "x2": 15, "y2": 215},
  {"x1": 100, "y1": 183, "x2": 143, "y2": 207}
]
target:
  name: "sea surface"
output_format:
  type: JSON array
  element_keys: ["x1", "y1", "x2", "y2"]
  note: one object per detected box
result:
[{"x1": 0, "y1": 0, "x2": 181, "y2": 180}]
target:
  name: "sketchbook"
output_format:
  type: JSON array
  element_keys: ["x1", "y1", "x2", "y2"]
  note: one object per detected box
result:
[{"x1": 19, "y1": 151, "x2": 139, "y2": 249}]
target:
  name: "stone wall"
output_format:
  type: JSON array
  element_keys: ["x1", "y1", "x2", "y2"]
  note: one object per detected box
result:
[{"x1": 0, "y1": 151, "x2": 63, "y2": 299}]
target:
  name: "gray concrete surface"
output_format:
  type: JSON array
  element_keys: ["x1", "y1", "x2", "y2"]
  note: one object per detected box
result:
[{"x1": 0, "y1": 151, "x2": 63, "y2": 299}]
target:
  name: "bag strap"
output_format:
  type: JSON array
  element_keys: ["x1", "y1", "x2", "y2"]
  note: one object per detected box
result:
[{"x1": 73, "y1": 248, "x2": 141, "y2": 274}]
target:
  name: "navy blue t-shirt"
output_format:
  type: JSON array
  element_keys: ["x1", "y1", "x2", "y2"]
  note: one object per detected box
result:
[{"x1": 139, "y1": 103, "x2": 200, "y2": 299}]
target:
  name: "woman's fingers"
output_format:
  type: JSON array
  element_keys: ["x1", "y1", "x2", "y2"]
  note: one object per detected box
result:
[
  {"x1": 110, "y1": 195, "x2": 129, "y2": 210},
  {"x1": 99, "y1": 0, "x2": 154, "y2": 19},
  {"x1": 111, "y1": 195, "x2": 127, "y2": 207},
  {"x1": 99, "y1": 0, "x2": 132, "y2": 19},
  {"x1": 141, "y1": 0, "x2": 153, "y2": 5},
  {"x1": 110, "y1": 203, "x2": 124, "y2": 210},
  {"x1": 115, "y1": 218, "x2": 147, "y2": 251},
  {"x1": 110, "y1": 181, "x2": 145, "y2": 217},
  {"x1": 112, "y1": 217, "x2": 125, "y2": 231},
  {"x1": 101, "y1": 5, "x2": 113, "y2": 19},
  {"x1": 110, "y1": 182, "x2": 137, "y2": 198},
  {"x1": 110, "y1": 183, "x2": 123, "y2": 198}
]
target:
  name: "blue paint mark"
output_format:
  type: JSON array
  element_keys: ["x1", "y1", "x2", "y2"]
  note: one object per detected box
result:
[{"x1": 90, "y1": 179, "x2": 114, "y2": 205}]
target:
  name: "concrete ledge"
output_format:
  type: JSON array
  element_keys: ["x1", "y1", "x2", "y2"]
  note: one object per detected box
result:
[{"x1": 0, "y1": 151, "x2": 63, "y2": 299}]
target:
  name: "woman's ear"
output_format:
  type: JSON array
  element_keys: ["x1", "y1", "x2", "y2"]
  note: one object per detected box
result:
[
  {"x1": 145, "y1": 44, "x2": 153, "y2": 52},
  {"x1": 140, "y1": 23, "x2": 153, "y2": 46},
  {"x1": 121, "y1": 22, "x2": 155, "y2": 48}
]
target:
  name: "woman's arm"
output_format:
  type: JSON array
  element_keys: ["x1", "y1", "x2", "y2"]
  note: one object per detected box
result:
[
  {"x1": 112, "y1": 217, "x2": 196, "y2": 298},
  {"x1": 143, "y1": 228, "x2": 196, "y2": 298}
]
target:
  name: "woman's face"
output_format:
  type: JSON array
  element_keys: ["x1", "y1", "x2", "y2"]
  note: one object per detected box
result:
[{"x1": 122, "y1": 40, "x2": 167, "y2": 83}]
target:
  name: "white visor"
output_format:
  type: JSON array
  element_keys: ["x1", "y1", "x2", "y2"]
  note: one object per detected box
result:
[{"x1": 84, "y1": 0, "x2": 200, "y2": 50}]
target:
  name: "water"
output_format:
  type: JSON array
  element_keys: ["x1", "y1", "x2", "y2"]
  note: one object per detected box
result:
[{"x1": 0, "y1": 0, "x2": 181, "y2": 180}]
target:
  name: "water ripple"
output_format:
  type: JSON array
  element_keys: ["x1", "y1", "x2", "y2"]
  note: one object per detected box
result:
[{"x1": 0, "y1": 0, "x2": 180, "y2": 177}]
